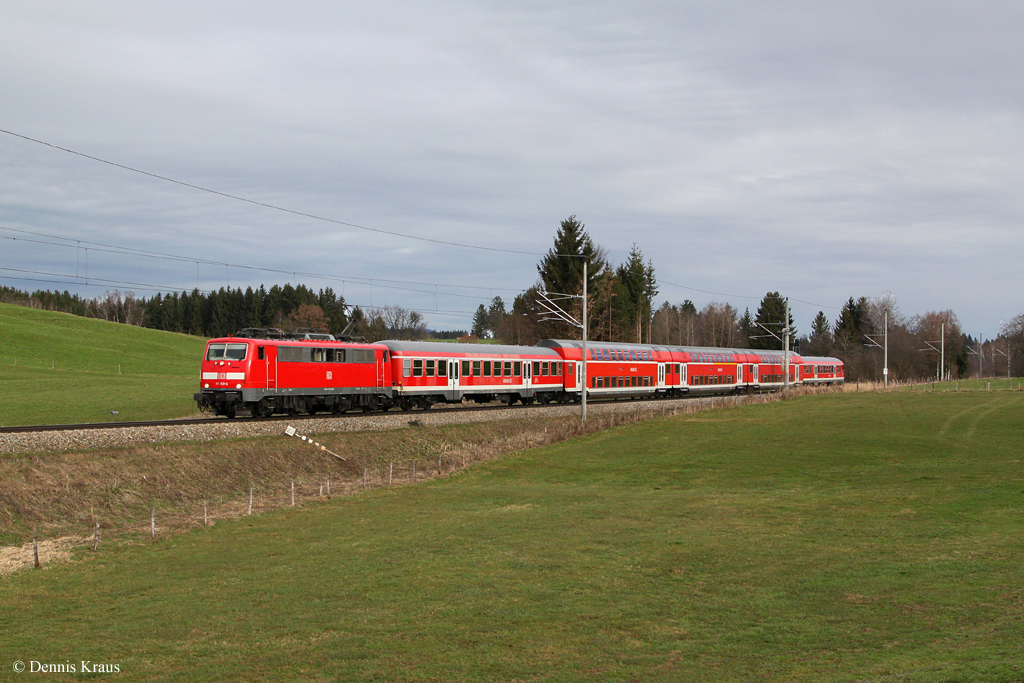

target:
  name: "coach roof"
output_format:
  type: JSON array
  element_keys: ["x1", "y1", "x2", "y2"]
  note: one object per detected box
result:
[{"x1": 378, "y1": 340, "x2": 560, "y2": 357}]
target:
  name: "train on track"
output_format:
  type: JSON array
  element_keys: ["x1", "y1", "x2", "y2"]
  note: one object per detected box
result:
[{"x1": 195, "y1": 328, "x2": 843, "y2": 418}]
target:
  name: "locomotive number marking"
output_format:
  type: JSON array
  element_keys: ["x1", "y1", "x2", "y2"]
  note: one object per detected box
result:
[{"x1": 327, "y1": 371, "x2": 333, "y2": 380}]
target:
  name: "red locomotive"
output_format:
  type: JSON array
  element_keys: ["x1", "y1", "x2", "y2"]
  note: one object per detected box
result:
[{"x1": 195, "y1": 329, "x2": 844, "y2": 418}]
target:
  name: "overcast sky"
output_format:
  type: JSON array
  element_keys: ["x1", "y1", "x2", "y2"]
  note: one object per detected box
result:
[{"x1": 2, "y1": 1, "x2": 1022, "y2": 338}]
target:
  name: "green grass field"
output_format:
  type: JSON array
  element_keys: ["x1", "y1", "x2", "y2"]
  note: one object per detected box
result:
[
  {"x1": 0, "y1": 303, "x2": 206, "y2": 425},
  {"x1": 910, "y1": 377, "x2": 1022, "y2": 392},
  {"x1": 2, "y1": 390, "x2": 1022, "y2": 681}
]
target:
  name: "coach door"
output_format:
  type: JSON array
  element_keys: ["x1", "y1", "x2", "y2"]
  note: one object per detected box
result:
[
  {"x1": 449, "y1": 359, "x2": 458, "y2": 395},
  {"x1": 751, "y1": 364, "x2": 758, "y2": 384},
  {"x1": 657, "y1": 363, "x2": 666, "y2": 388},
  {"x1": 264, "y1": 345, "x2": 277, "y2": 389}
]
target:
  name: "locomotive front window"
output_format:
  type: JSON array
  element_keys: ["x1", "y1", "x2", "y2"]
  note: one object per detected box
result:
[{"x1": 206, "y1": 343, "x2": 248, "y2": 361}]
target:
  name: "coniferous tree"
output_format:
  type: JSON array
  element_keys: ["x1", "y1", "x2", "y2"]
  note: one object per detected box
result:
[
  {"x1": 738, "y1": 307, "x2": 753, "y2": 348},
  {"x1": 751, "y1": 292, "x2": 794, "y2": 350},
  {"x1": 471, "y1": 304, "x2": 488, "y2": 338},
  {"x1": 615, "y1": 243, "x2": 658, "y2": 343},
  {"x1": 537, "y1": 215, "x2": 607, "y2": 295},
  {"x1": 486, "y1": 296, "x2": 507, "y2": 337},
  {"x1": 807, "y1": 311, "x2": 833, "y2": 355}
]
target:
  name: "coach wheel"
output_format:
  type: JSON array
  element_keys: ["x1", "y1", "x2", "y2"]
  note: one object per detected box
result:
[
  {"x1": 538, "y1": 394, "x2": 550, "y2": 405},
  {"x1": 400, "y1": 399, "x2": 412, "y2": 412},
  {"x1": 223, "y1": 406, "x2": 237, "y2": 419}
]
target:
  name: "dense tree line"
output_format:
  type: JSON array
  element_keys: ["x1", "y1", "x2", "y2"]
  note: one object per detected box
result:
[
  {"x1": 796, "y1": 294, "x2": 971, "y2": 382},
  {"x1": 0, "y1": 283, "x2": 428, "y2": 342}
]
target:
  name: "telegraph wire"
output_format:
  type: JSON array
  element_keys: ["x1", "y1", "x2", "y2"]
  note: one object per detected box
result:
[
  {"x1": 0, "y1": 227, "x2": 526, "y2": 301},
  {"x1": 0, "y1": 269, "x2": 480, "y2": 320},
  {"x1": 0, "y1": 128, "x2": 545, "y2": 256},
  {"x1": 0, "y1": 127, "x2": 846, "y2": 313}
]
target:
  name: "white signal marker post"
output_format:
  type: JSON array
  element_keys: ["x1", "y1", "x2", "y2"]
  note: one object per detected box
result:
[{"x1": 285, "y1": 426, "x2": 346, "y2": 461}]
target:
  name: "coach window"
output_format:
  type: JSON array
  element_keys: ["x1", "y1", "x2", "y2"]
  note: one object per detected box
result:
[
  {"x1": 462, "y1": 360, "x2": 471, "y2": 376},
  {"x1": 413, "y1": 359, "x2": 423, "y2": 377},
  {"x1": 483, "y1": 361, "x2": 491, "y2": 377},
  {"x1": 504, "y1": 361, "x2": 512, "y2": 376},
  {"x1": 425, "y1": 360, "x2": 435, "y2": 377},
  {"x1": 438, "y1": 360, "x2": 447, "y2": 377},
  {"x1": 532, "y1": 361, "x2": 540, "y2": 376},
  {"x1": 472, "y1": 360, "x2": 481, "y2": 377},
  {"x1": 541, "y1": 362, "x2": 549, "y2": 376},
  {"x1": 514, "y1": 361, "x2": 522, "y2": 377},
  {"x1": 403, "y1": 359, "x2": 411, "y2": 377}
]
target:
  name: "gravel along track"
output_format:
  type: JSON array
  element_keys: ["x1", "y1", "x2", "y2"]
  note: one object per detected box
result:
[{"x1": 0, "y1": 396, "x2": 761, "y2": 454}]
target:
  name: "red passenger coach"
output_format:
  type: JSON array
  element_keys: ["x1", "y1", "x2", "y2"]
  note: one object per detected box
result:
[
  {"x1": 195, "y1": 330, "x2": 392, "y2": 418},
  {"x1": 379, "y1": 340, "x2": 574, "y2": 409},
  {"x1": 537, "y1": 340, "x2": 664, "y2": 397},
  {"x1": 800, "y1": 356, "x2": 845, "y2": 385}
]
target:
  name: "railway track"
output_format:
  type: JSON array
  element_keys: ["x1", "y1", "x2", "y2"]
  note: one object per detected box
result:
[{"x1": 0, "y1": 393, "x2": 719, "y2": 434}]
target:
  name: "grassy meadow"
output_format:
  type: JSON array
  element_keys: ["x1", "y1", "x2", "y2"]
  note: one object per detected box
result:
[
  {"x1": 2, "y1": 390, "x2": 1023, "y2": 681},
  {"x1": 0, "y1": 303, "x2": 206, "y2": 425}
]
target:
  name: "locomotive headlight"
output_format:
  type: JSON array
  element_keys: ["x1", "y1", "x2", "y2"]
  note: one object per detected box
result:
[
  {"x1": 204, "y1": 383, "x2": 209, "y2": 388},
  {"x1": 236, "y1": 383, "x2": 242, "y2": 388}
]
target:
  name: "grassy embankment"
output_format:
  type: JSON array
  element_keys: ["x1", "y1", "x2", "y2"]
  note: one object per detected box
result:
[
  {"x1": 0, "y1": 302, "x2": 205, "y2": 426},
  {"x1": 2, "y1": 390, "x2": 1023, "y2": 681}
]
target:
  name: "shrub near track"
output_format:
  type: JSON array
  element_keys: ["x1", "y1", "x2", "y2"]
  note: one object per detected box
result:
[
  {"x1": 0, "y1": 303, "x2": 206, "y2": 425},
  {"x1": 2, "y1": 391, "x2": 1024, "y2": 682}
]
